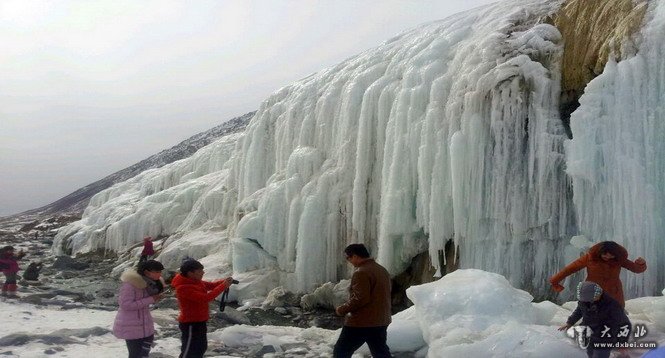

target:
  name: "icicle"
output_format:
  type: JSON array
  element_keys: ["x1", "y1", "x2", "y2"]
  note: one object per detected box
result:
[{"x1": 565, "y1": 0, "x2": 665, "y2": 299}]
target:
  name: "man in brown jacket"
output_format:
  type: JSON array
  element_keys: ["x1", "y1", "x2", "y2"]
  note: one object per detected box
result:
[{"x1": 333, "y1": 244, "x2": 392, "y2": 358}]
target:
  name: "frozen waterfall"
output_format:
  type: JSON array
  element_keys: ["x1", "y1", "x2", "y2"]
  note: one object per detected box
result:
[
  {"x1": 53, "y1": 0, "x2": 664, "y2": 300},
  {"x1": 231, "y1": 0, "x2": 571, "y2": 294},
  {"x1": 565, "y1": 0, "x2": 665, "y2": 299}
]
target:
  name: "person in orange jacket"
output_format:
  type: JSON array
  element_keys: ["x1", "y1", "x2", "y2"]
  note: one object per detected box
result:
[
  {"x1": 549, "y1": 241, "x2": 646, "y2": 307},
  {"x1": 171, "y1": 259, "x2": 233, "y2": 358}
]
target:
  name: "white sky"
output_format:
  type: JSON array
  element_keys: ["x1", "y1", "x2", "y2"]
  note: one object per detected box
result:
[{"x1": 0, "y1": 0, "x2": 497, "y2": 217}]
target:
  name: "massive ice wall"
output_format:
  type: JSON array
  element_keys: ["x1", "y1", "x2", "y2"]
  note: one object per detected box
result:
[
  {"x1": 232, "y1": 0, "x2": 572, "y2": 294},
  {"x1": 53, "y1": 0, "x2": 664, "y2": 299}
]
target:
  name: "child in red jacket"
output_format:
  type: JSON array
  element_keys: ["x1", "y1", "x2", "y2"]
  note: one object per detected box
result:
[
  {"x1": 1, "y1": 246, "x2": 26, "y2": 297},
  {"x1": 139, "y1": 236, "x2": 154, "y2": 263},
  {"x1": 171, "y1": 259, "x2": 233, "y2": 358}
]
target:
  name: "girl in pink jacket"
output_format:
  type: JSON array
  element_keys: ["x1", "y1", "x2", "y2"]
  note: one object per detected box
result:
[{"x1": 113, "y1": 260, "x2": 165, "y2": 358}]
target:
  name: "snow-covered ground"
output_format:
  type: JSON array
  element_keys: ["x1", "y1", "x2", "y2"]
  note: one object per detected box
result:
[{"x1": 1, "y1": 269, "x2": 663, "y2": 357}]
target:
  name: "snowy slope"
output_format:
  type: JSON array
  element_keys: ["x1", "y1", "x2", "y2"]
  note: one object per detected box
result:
[
  {"x1": 54, "y1": 0, "x2": 664, "y2": 302},
  {"x1": 0, "y1": 112, "x2": 253, "y2": 221}
]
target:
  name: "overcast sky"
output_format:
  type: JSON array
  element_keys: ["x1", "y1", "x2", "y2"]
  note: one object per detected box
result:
[{"x1": 0, "y1": 0, "x2": 497, "y2": 217}]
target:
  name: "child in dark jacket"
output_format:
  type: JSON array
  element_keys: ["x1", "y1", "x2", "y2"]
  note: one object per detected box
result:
[
  {"x1": 559, "y1": 281, "x2": 631, "y2": 358},
  {"x1": 23, "y1": 262, "x2": 43, "y2": 281},
  {"x1": 171, "y1": 259, "x2": 233, "y2": 358},
  {"x1": 0, "y1": 246, "x2": 26, "y2": 297}
]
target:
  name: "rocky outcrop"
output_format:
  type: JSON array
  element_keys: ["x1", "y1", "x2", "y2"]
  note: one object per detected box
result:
[{"x1": 552, "y1": 0, "x2": 648, "y2": 135}]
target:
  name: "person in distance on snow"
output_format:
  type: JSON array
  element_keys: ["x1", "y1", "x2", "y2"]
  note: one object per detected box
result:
[
  {"x1": 334, "y1": 243, "x2": 392, "y2": 358},
  {"x1": 23, "y1": 261, "x2": 43, "y2": 281},
  {"x1": 558, "y1": 281, "x2": 631, "y2": 358},
  {"x1": 549, "y1": 241, "x2": 646, "y2": 307},
  {"x1": 0, "y1": 245, "x2": 26, "y2": 297},
  {"x1": 171, "y1": 259, "x2": 234, "y2": 358},
  {"x1": 139, "y1": 236, "x2": 155, "y2": 263},
  {"x1": 112, "y1": 259, "x2": 165, "y2": 358}
]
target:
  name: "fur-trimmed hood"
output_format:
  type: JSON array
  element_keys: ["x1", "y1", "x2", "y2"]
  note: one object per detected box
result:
[{"x1": 120, "y1": 269, "x2": 165, "y2": 289}]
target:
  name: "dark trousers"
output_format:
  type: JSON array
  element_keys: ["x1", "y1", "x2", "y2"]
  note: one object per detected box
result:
[
  {"x1": 179, "y1": 321, "x2": 207, "y2": 358},
  {"x1": 139, "y1": 255, "x2": 149, "y2": 263},
  {"x1": 3, "y1": 272, "x2": 17, "y2": 285},
  {"x1": 333, "y1": 325, "x2": 391, "y2": 358},
  {"x1": 2, "y1": 273, "x2": 17, "y2": 295},
  {"x1": 586, "y1": 347, "x2": 611, "y2": 358},
  {"x1": 125, "y1": 334, "x2": 153, "y2": 358}
]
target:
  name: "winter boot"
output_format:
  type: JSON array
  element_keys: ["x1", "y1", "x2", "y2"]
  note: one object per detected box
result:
[
  {"x1": 1, "y1": 283, "x2": 8, "y2": 297},
  {"x1": 6, "y1": 284, "x2": 17, "y2": 298}
]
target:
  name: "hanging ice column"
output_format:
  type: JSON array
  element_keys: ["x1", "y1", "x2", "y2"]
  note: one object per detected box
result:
[
  {"x1": 231, "y1": 0, "x2": 574, "y2": 293},
  {"x1": 383, "y1": 12, "x2": 577, "y2": 294},
  {"x1": 441, "y1": 25, "x2": 574, "y2": 296},
  {"x1": 565, "y1": 1, "x2": 665, "y2": 298}
]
